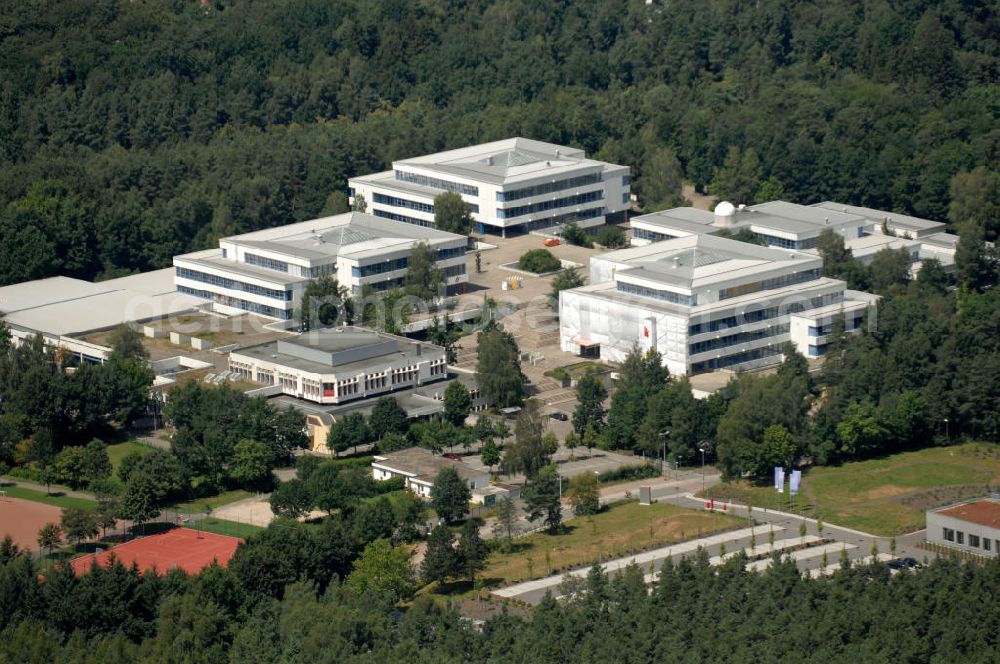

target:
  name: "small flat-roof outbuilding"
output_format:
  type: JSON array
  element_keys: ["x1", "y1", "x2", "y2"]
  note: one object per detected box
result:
[{"x1": 926, "y1": 496, "x2": 1000, "y2": 558}]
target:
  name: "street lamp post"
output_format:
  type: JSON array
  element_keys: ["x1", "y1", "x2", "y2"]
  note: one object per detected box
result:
[
  {"x1": 699, "y1": 447, "x2": 706, "y2": 492},
  {"x1": 658, "y1": 429, "x2": 670, "y2": 476},
  {"x1": 943, "y1": 418, "x2": 950, "y2": 439}
]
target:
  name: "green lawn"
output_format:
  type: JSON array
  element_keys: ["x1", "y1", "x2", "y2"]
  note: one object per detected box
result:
[
  {"x1": 192, "y1": 517, "x2": 262, "y2": 539},
  {"x1": 701, "y1": 443, "x2": 1000, "y2": 536},
  {"x1": 168, "y1": 489, "x2": 254, "y2": 514},
  {"x1": 106, "y1": 440, "x2": 156, "y2": 474},
  {"x1": 481, "y1": 500, "x2": 742, "y2": 586},
  {"x1": 1, "y1": 484, "x2": 97, "y2": 510}
]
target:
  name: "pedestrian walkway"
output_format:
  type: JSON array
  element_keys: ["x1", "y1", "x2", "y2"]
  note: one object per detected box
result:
[
  {"x1": 709, "y1": 535, "x2": 823, "y2": 566},
  {"x1": 807, "y1": 553, "x2": 894, "y2": 578},
  {"x1": 744, "y1": 541, "x2": 855, "y2": 572},
  {"x1": 494, "y1": 525, "x2": 781, "y2": 600},
  {"x1": 0, "y1": 476, "x2": 96, "y2": 502}
]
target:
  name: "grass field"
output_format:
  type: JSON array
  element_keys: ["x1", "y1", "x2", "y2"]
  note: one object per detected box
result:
[
  {"x1": 701, "y1": 443, "x2": 1000, "y2": 536},
  {"x1": 481, "y1": 501, "x2": 742, "y2": 586},
  {"x1": 107, "y1": 440, "x2": 156, "y2": 475},
  {"x1": 168, "y1": 489, "x2": 254, "y2": 514},
  {"x1": 0, "y1": 485, "x2": 97, "y2": 511}
]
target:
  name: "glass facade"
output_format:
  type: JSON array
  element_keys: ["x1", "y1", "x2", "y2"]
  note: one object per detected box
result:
[
  {"x1": 808, "y1": 317, "x2": 862, "y2": 336},
  {"x1": 373, "y1": 193, "x2": 434, "y2": 214},
  {"x1": 690, "y1": 344, "x2": 784, "y2": 373},
  {"x1": 373, "y1": 208, "x2": 434, "y2": 227},
  {"x1": 394, "y1": 170, "x2": 478, "y2": 196},
  {"x1": 496, "y1": 173, "x2": 602, "y2": 202},
  {"x1": 244, "y1": 253, "x2": 290, "y2": 273},
  {"x1": 688, "y1": 293, "x2": 842, "y2": 335},
  {"x1": 753, "y1": 233, "x2": 819, "y2": 250},
  {"x1": 178, "y1": 285, "x2": 291, "y2": 319},
  {"x1": 616, "y1": 281, "x2": 696, "y2": 306},
  {"x1": 718, "y1": 268, "x2": 822, "y2": 300},
  {"x1": 176, "y1": 267, "x2": 292, "y2": 301},
  {"x1": 632, "y1": 227, "x2": 676, "y2": 242},
  {"x1": 436, "y1": 246, "x2": 465, "y2": 261},
  {"x1": 689, "y1": 323, "x2": 790, "y2": 355},
  {"x1": 496, "y1": 190, "x2": 603, "y2": 219}
]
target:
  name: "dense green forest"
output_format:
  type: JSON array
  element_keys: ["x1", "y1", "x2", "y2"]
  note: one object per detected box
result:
[
  {"x1": 1, "y1": 0, "x2": 998, "y2": 285},
  {"x1": 2, "y1": 535, "x2": 1000, "y2": 663}
]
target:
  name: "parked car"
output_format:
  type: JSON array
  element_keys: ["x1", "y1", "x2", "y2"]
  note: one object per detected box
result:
[
  {"x1": 548, "y1": 411, "x2": 569, "y2": 421},
  {"x1": 443, "y1": 453, "x2": 462, "y2": 461},
  {"x1": 886, "y1": 557, "x2": 921, "y2": 570}
]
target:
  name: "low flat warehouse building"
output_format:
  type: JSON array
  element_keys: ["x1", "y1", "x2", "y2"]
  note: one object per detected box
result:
[
  {"x1": 173, "y1": 212, "x2": 468, "y2": 321},
  {"x1": 372, "y1": 447, "x2": 491, "y2": 499},
  {"x1": 559, "y1": 234, "x2": 875, "y2": 375},
  {"x1": 349, "y1": 137, "x2": 630, "y2": 236},
  {"x1": 228, "y1": 327, "x2": 447, "y2": 405},
  {"x1": 927, "y1": 497, "x2": 1000, "y2": 558}
]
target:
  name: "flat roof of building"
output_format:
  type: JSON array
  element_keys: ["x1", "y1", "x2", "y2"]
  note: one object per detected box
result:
[
  {"x1": 0, "y1": 269, "x2": 207, "y2": 337},
  {"x1": 391, "y1": 137, "x2": 625, "y2": 186},
  {"x1": 752, "y1": 200, "x2": 866, "y2": 226},
  {"x1": 601, "y1": 234, "x2": 820, "y2": 291},
  {"x1": 630, "y1": 208, "x2": 717, "y2": 235},
  {"x1": 936, "y1": 499, "x2": 1000, "y2": 529},
  {"x1": 568, "y1": 275, "x2": 846, "y2": 318},
  {"x1": 373, "y1": 446, "x2": 487, "y2": 483},
  {"x1": 176, "y1": 212, "x2": 467, "y2": 269},
  {"x1": 813, "y1": 201, "x2": 947, "y2": 234},
  {"x1": 232, "y1": 327, "x2": 440, "y2": 375}
]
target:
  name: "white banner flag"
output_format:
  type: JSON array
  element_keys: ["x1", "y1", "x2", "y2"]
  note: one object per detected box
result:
[
  {"x1": 789, "y1": 470, "x2": 802, "y2": 495},
  {"x1": 774, "y1": 467, "x2": 785, "y2": 493}
]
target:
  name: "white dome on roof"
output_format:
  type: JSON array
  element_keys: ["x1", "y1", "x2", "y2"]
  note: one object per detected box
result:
[{"x1": 714, "y1": 201, "x2": 736, "y2": 217}]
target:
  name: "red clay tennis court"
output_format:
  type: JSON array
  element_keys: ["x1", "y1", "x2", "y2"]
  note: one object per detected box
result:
[{"x1": 70, "y1": 527, "x2": 242, "y2": 576}]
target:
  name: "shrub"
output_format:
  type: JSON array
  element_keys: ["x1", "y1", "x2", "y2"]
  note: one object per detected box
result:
[
  {"x1": 560, "y1": 222, "x2": 591, "y2": 247},
  {"x1": 597, "y1": 463, "x2": 659, "y2": 484},
  {"x1": 594, "y1": 225, "x2": 626, "y2": 248},
  {"x1": 518, "y1": 249, "x2": 561, "y2": 274}
]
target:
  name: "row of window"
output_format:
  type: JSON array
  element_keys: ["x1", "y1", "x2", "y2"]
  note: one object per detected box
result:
[
  {"x1": 718, "y1": 268, "x2": 823, "y2": 301},
  {"x1": 616, "y1": 281, "x2": 696, "y2": 306},
  {"x1": 690, "y1": 344, "x2": 784, "y2": 373},
  {"x1": 808, "y1": 317, "x2": 863, "y2": 337},
  {"x1": 442, "y1": 264, "x2": 466, "y2": 278},
  {"x1": 808, "y1": 344, "x2": 827, "y2": 357},
  {"x1": 687, "y1": 293, "x2": 843, "y2": 336},
  {"x1": 436, "y1": 246, "x2": 466, "y2": 261},
  {"x1": 430, "y1": 359, "x2": 446, "y2": 376},
  {"x1": 633, "y1": 227, "x2": 677, "y2": 242},
  {"x1": 392, "y1": 365, "x2": 419, "y2": 385},
  {"x1": 374, "y1": 192, "x2": 434, "y2": 215},
  {"x1": 176, "y1": 267, "x2": 291, "y2": 301},
  {"x1": 753, "y1": 233, "x2": 819, "y2": 250},
  {"x1": 394, "y1": 170, "x2": 479, "y2": 196},
  {"x1": 943, "y1": 528, "x2": 998, "y2": 553},
  {"x1": 496, "y1": 190, "x2": 604, "y2": 219},
  {"x1": 353, "y1": 257, "x2": 409, "y2": 278},
  {"x1": 179, "y1": 286, "x2": 292, "y2": 319},
  {"x1": 689, "y1": 324, "x2": 790, "y2": 356},
  {"x1": 244, "y1": 253, "x2": 290, "y2": 274},
  {"x1": 497, "y1": 172, "x2": 603, "y2": 202},
  {"x1": 373, "y1": 208, "x2": 435, "y2": 227}
]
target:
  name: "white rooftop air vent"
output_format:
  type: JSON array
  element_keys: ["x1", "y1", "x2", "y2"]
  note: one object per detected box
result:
[
  {"x1": 546, "y1": 161, "x2": 551, "y2": 166},
  {"x1": 738, "y1": 204, "x2": 746, "y2": 210},
  {"x1": 486, "y1": 155, "x2": 494, "y2": 166},
  {"x1": 672, "y1": 256, "x2": 681, "y2": 268},
  {"x1": 824, "y1": 217, "x2": 830, "y2": 225},
  {"x1": 555, "y1": 149, "x2": 561, "y2": 158}
]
